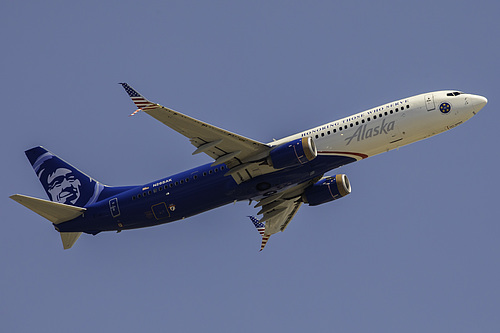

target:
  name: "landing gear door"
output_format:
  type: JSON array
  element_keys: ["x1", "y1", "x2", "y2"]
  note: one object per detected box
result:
[{"x1": 425, "y1": 94, "x2": 435, "y2": 111}]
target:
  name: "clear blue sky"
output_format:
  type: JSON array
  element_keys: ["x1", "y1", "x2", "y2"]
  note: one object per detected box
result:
[{"x1": 2, "y1": 1, "x2": 499, "y2": 332}]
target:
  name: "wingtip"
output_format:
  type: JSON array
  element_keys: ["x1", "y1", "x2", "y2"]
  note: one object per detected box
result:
[
  {"x1": 119, "y1": 83, "x2": 158, "y2": 111},
  {"x1": 260, "y1": 234, "x2": 270, "y2": 251},
  {"x1": 120, "y1": 82, "x2": 141, "y2": 97}
]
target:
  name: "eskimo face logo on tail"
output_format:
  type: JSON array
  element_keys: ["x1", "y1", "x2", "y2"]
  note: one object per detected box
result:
[
  {"x1": 46, "y1": 167, "x2": 82, "y2": 205},
  {"x1": 34, "y1": 154, "x2": 97, "y2": 206},
  {"x1": 344, "y1": 119, "x2": 396, "y2": 145}
]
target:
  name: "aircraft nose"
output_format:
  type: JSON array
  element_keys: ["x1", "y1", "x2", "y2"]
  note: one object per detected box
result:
[{"x1": 470, "y1": 95, "x2": 488, "y2": 113}]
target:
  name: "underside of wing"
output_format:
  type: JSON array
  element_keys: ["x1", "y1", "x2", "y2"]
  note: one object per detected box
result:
[
  {"x1": 120, "y1": 83, "x2": 274, "y2": 183},
  {"x1": 248, "y1": 198, "x2": 303, "y2": 251},
  {"x1": 262, "y1": 198, "x2": 303, "y2": 235},
  {"x1": 248, "y1": 179, "x2": 320, "y2": 250}
]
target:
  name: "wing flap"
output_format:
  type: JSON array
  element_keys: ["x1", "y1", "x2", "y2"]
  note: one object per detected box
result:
[{"x1": 263, "y1": 198, "x2": 303, "y2": 235}]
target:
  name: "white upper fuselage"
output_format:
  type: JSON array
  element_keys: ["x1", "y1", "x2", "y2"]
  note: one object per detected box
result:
[
  {"x1": 271, "y1": 91, "x2": 487, "y2": 161},
  {"x1": 13, "y1": 84, "x2": 488, "y2": 250}
]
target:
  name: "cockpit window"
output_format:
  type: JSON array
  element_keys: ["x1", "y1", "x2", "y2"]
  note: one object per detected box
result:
[{"x1": 447, "y1": 91, "x2": 463, "y2": 97}]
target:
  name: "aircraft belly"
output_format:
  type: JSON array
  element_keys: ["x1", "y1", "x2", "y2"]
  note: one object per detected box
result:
[{"x1": 234, "y1": 154, "x2": 357, "y2": 200}]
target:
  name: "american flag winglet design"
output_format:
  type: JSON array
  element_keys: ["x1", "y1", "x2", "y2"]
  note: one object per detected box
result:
[
  {"x1": 248, "y1": 216, "x2": 271, "y2": 251},
  {"x1": 128, "y1": 109, "x2": 142, "y2": 117},
  {"x1": 119, "y1": 83, "x2": 158, "y2": 113}
]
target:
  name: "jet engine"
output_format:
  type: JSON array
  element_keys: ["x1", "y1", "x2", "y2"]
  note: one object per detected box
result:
[
  {"x1": 302, "y1": 174, "x2": 351, "y2": 206},
  {"x1": 268, "y1": 137, "x2": 317, "y2": 169}
]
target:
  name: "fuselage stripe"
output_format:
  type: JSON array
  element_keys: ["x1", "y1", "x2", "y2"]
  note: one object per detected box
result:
[{"x1": 317, "y1": 151, "x2": 369, "y2": 160}]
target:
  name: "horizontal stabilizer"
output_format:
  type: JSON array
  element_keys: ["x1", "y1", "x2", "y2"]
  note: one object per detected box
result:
[
  {"x1": 10, "y1": 194, "x2": 86, "y2": 224},
  {"x1": 60, "y1": 232, "x2": 82, "y2": 250}
]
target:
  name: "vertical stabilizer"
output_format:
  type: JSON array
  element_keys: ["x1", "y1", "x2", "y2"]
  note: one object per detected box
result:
[
  {"x1": 13, "y1": 147, "x2": 134, "y2": 250},
  {"x1": 25, "y1": 146, "x2": 106, "y2": 207}
]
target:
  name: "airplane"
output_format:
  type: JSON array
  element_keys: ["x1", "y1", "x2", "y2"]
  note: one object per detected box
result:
[{"x1": 10, "y1": 84, "x2": 487, "y2": 250}]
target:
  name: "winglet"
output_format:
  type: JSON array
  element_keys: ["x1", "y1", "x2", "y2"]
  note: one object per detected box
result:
[
  {"x1": 119, "y1": 83, "x2": 158, "y2": 115},
  {"x1": 248, "y1": 216, "x2": 271, "y2": 251}
]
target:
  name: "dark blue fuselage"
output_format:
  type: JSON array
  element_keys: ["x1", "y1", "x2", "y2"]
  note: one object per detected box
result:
[{"x1": 56, "y1": 155, "x2": 355, "y2": 234}]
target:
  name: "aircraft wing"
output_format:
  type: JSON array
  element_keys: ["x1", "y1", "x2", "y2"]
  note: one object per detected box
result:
[
  {"x1": 263, "y1": 198, "x2": 303, "y2": 234},
  {"x1": 120, "y1": 83, "x2": 273, "y2": 183},
  {"x1": 249, "y1": 179, "x2": 319, "y2": 250},
  {"x1": 249, "y1": 197, "x2": 303, "y2": 251}
]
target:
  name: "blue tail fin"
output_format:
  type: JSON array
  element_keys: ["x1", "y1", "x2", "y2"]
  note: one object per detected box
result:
[{"x1": 25, "y1": 146, "x2": 119, "y2": 207}]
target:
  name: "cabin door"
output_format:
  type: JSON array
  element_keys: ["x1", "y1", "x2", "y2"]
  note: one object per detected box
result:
[{"x1": 425, "y1": 94, "x2": 435, "y2": 111}]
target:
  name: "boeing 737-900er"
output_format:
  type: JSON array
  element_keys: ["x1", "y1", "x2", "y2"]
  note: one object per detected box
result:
[{"x1": 10, "y1": 84, "x2": 487, "y2": 250}]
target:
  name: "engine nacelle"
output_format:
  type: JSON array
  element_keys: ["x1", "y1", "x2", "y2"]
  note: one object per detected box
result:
[
  {"x1": 269, "y1": 137, "x2": 317, "y2": 169},
  {"x1": 302, "y1": 174, "x2": 351, "y2": 206}
]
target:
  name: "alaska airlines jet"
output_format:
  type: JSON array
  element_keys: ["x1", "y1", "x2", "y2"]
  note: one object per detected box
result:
[{"x1": 10, "y1": 84, "x2": 487, "y2": 250}]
